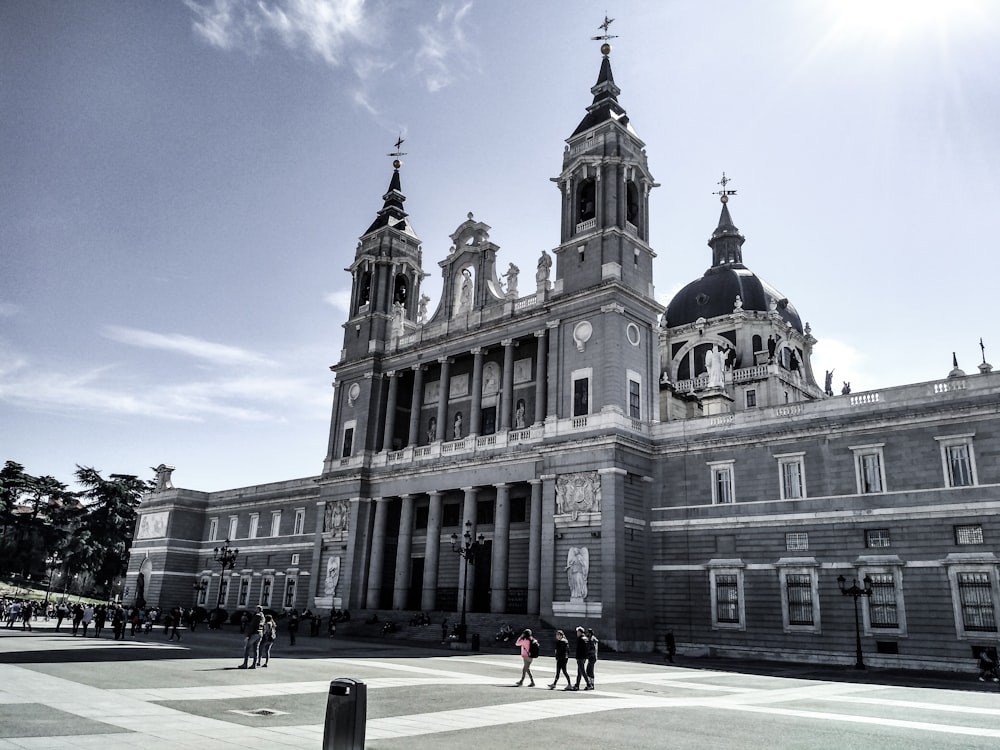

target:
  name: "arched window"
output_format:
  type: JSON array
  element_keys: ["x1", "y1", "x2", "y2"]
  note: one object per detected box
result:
[
  {"x1": 578, "y1": 179, "x2": 596, "y2": 222},
  {"x1": 626, "y1": 180, "x2": 639, "y2": 224},
  {"x1": 393, "y1": 275, "x2": 408, "y2": 305},
  {"x1": 357, "y1": 271, "x2": 372, "y2": 309}
]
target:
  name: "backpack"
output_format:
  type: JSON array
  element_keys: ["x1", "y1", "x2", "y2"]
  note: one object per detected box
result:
[{"x1": 529, "y1": 638, "x2": 540, "y2": 658}]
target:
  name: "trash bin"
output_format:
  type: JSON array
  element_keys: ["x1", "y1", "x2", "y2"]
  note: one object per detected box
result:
[
  {"x1": 322, "y1": 678, "x2": 366, "y2": 749},
  {"x1": 471, "y1": 632, "x2": 480, "y2": 651}
]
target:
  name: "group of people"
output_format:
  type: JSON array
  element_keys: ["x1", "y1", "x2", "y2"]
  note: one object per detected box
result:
[{"x1": 514, "y1": 626, "x2": 599, "y2": 691}]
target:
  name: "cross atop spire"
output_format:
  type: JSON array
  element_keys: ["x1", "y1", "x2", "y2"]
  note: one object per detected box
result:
[
  {"x1": 714, "y1": 172, "x2": 737, "y2": 204},
  {"x1": 387, "y1": 135, "x2": 407, "y2": 169},
  {"x1": 591, "y1": 14, "x2": 618, "y2": 55}
]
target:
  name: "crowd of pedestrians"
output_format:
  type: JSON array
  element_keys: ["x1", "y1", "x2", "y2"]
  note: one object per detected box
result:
[{"x1": 509, "y1": 625, "x2": 599, "y2": 691}]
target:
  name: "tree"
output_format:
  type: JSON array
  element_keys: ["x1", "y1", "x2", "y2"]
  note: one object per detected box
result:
[{"x1": 0, "y1": 462, "x2": 75, "y2": 580}]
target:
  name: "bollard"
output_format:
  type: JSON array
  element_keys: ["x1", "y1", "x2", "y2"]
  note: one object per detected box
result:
[{"x1": 322, "y1": 678, "x2": 367, "y2": 749}]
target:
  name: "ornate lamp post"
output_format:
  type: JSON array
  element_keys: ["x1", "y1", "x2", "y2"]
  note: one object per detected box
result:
[
  {"x1": 213, "y1": 540, "x2": 240, "y2": 610},
  {"x1": 450, "y1": 520, "x2": 486, "y2": 643},
  {"x1": 838, "y1": 574, "x2": 873, "y2": 669}
]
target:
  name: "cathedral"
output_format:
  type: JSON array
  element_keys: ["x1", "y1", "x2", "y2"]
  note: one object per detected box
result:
[{"x1": 128, "y1": 40, "x2": 1000, "y2": 671}]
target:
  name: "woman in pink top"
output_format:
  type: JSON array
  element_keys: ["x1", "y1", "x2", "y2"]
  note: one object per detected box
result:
[{"x1": 514, "y1": 628, "x2": 537, "y2": 687}]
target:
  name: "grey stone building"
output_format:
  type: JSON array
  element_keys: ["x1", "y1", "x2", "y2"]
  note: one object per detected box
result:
[{"x1": 127, "y1": 43, "x2": 1000, "y2": 670}]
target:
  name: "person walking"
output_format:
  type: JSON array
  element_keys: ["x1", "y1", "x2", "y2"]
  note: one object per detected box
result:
[
  {"x1": 514, "y1": 628, "x2": 538, "y2": 687},
  {"x1": 239, "y1": 605, "x2": 265, "y2": 669},
  {"x1": 259, "y1": 614, "x2": 277, "y2": 667},
  {"x1": 20, "y1": 601, "x2": 33, "y2": 631},
  {"x1": 548, "y1": 630, "x2": 573, "y2": 690},
  {"x1": 81, "y1": 604, "x2": 94, "y2": 637},
  {"x1": 573, "y1": 626, "x2": 592, "y2": 691},
  {"x1": 288, "y1": 608, "x2": 300, "y2": 646},
  {"x1": 665, "y1": 630, "x2": 676, "y2": 663},
  {"x1": 167, "y1": 607, "x2": 182, "y2": 641},
  {"x1": 585, "y1": 628, "x2": 599, "y2": 689},
  {"x1": 55, "y1": 601, "x2": 68, "y2": 631},
  {"x1": 93, "y1": 605, "x2": 106, "y2": 637}
]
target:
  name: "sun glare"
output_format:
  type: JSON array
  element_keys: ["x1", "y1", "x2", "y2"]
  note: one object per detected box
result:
[{"x1": 831, "y1": 0, "x2": 985, "y2": 43}]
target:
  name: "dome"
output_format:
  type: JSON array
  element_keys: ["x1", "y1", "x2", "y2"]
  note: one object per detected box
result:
[{"x1": 665, "y1": 264, "x2": 803, "y2": 333}]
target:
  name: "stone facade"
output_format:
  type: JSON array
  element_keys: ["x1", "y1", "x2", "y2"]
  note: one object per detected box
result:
[{"x1": 126, "y1": 45, "x2": 1000, "y2": 670}]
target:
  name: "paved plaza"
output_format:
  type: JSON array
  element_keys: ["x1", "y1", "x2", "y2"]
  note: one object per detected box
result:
[{"x1": 2, "y1": 619, "x2": 1000, "y2": 749}]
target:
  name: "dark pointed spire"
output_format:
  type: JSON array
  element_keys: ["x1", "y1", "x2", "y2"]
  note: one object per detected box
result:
[
  {"x1": 708, "y1": 175, "x2": 745, "y2": 266},
  {"x1": 363, "y1": 158, "x2": 410, "y2": 236},
  {"x1": 572, "y1": 22, "x2": 630, "y2": 136}
]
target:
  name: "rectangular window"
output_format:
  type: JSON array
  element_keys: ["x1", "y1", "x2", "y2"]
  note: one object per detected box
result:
[
  {"x1": 248, "y1": 513, "x2": 259, "y2": 539},
  {"x1": 716, "y1": 574, "x2": 740, "y2": 623},
  {"x1": 709, "y1": 461, "x2": 734, "y2": 504},
  {"x1": 955, "y1": 524, "x2": 984, "y2": 545},
  {"x1": 261, "y1": 576, "x2": 273, "y2": 608},
  {"x1": 510, "y1": 496, "x2": 528, "y2": 524},
  {"x1": 476, "y1": 500, "x2": 494, "y2": 526},
  {"x1": 786, "y1": 573, "x2": 814, "y2": 625},
  {"x1": 628, "y1": 379, "x2": 641, "y2": 419},
  {"x1": 573, "y1": 377, "x2": 590, "y2": 417},
  {"x1": 196, "y1": 578, "x2": 209, "y2": 606},
  {"x1": 958, "y1": 573, "x2": 997, "y2": 632},
  {"x1": 442, "y1": 501, "x2": 461, "y2": 527},
  {"x1": 775, "y1": 453, "x2": 805, "y2": 500},
  {"x1": 228, "y1": 516, "x2": 238, "y2": 540},
  {"x1": 208, "y1": 518, "x2": 218, "y2": 542},
  {"x1": 937, "y1": 434, "x2": 977, "y2": 488},
  {"x1": 785, "y1": 532, "x2": 809, "y2": 551},
  {"x1": 218, "y1": 577, "x2": 230, "y2": 607},
  {"x1": 415, "y1": 505, "x2": 429, "y2": 530},
  {"x1": 868, "y1": 573, "x2": 899, "y2": 628},
  {"x1": 293, "y1": 509, "x2": 305, "y2": 536},
  {"x1": 745, "y1": 389, "x2": 757, "y2": 408},
  {"x1": 851, "y1": 444, "x2": 886, "y2": 494},
  {"x1": 865, "y1": 529, "x2": 891, "y2": 548},
  {"x1": 342, "y1": 427, "x2": 354, "y2": 458},
  {"x1": 238, "y1": 576, "x2": 250, "y2": 607},
  {"x1": 270, "y1": 511, "x2": 281, "y2": 537},
  {"x1": 284, "y1": 577, "x2": 297, "y2": 608}
]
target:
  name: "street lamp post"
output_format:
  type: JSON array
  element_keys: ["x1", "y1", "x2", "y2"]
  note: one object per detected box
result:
[
  {"x1": 212, "y1": 541, "x2": 239, "y2": 624},
  {"x1": 838, "y1": 574, "x2": 874, "y2": 669},
  {"x1": 450, "y1": 520, "x2": 486, "y2": 643}
]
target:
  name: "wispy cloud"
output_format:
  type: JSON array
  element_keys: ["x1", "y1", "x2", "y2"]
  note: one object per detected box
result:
[
  {"x1": 416, "y1": 2, "x2": 475, "y2": 92},
  {"x1": 324, "y1": 290, "x2": 351, "y2": 314},
  {"x1": 103, "y1": 325, "x2": 274, "y2": 367},
  {"x1": 184, "y1": 0, "x2": 366, "y2": 65}
]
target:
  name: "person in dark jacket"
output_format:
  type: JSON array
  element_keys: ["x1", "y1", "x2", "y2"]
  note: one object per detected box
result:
[
  {"x1": 573, "y1": 626, "x2": 592, "y2": 690},
  {"x1": 548, "y1": 630, "x2": 573, "y2": 690},
  {"x1": 585, "y1": 628, "x2": 599, "y2": 689}
]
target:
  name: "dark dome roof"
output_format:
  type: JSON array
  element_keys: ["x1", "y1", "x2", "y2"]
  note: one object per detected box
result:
[{"x1": 665, "y1": 264, "x2": 803, "y2": 333}]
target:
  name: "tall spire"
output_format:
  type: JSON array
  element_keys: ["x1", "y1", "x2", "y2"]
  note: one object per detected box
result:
[
  {"x1": 572, "y1": 17, "x2": 630, "y2": 136},
  {"x1": 708, "y1": 173, "x2": 745, "y2": 266},
  {"x1": 363, "y1": 137, "x2": 413, "y2": 236}
]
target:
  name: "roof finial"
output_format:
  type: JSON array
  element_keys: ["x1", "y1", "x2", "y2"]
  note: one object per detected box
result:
[
  {"x1": 591, "y1": 14, "x2": 618, "y2": 56},
  {"x1": 714, "y1": 172, "x2": 737, "y2": 204},
  {"x1": 981, "y1": 337, "x2": 987, "y2": 364},
  {"x1": 388, "y1": 134, "x2": 407, "y2": 170}
]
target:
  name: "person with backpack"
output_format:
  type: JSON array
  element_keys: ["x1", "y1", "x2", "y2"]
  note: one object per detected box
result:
[
  {"x1": 514, "y1": 628, "x2": 539, "y2": 687},
  {"x1": 259, "y1": 614, "x2": 277, "y2": 667}
]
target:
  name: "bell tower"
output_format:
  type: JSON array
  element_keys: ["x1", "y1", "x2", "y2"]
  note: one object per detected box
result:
[
  {"x1": 552, "y1": 27, "x2": 658, "y2": 298},
  {"x1": 342, "y1": 143, "x2": 424, "y2": 362}
]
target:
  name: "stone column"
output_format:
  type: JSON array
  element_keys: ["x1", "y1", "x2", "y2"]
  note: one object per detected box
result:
[
  {"x1": 533, "y1": 330, "x2": 547, "y2": 425},
  {"x1": 435, "y1": 357, "x2": 451, "y2": 442},
  {"x1": 458, "y1": 487, "x2": 478, "y2": 609},
  {"x1": 392, "y1": 494, "x2": 414, "y2": 609},
  {"x1": 527, "y1": 479, "x2": 543, "y2": 614},
  {"x1": 546, "y1": 321, "x2": 559, "y2": 421},
  {"x1": 490, "y1": 483, "x2": 510, "y2": 612},
  {"x1": 407, "y1": 365, "x2": 424, "y2": 446},
  {"x1": 381, "y1": 371, "x2": 398, "y2": 452},
  {"x1": 469, "y1": 347, "x2": 484, "y2": 436},
  {"x1": 365, "y1": 498, "x2": 389, "y2": 609},
  {"x1": 500, "y1": 339, "x2": 515, "y2": 431},
  {"x1": 421, "y1": 491, "x2": 443, "y2": 610}
]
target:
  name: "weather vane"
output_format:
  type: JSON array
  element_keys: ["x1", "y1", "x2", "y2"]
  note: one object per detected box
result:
[
  {"x1": 714, "y1": 172, "x2": 737, "y2": 203},
  {"x1": 591, "y1": 14, "x2": 618, "y2": 55},
  {"x1": 388, "y1": 135, "x2": 407, "y2": 169}
]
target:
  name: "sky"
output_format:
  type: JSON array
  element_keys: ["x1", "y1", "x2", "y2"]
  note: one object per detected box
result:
[{"x1": 2, "y1": 0, "x2": 998, "y2": 493}]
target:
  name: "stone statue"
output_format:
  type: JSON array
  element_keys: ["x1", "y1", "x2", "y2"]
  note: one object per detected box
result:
[
  {"x1": 427, "y1": 416, "x2": 437, "y2": 443},
  {"x1": 705, "y1": 345, "x2": 725, "y2": 389},
  {"x1": 842, "y1": 381, "x2": 852, "y2": 395},
  {"x1": 733, "y1": 295, "x2": 743, "y2": 312},
  {"x1": 536, "y1": 249, "x2": 552, "y2": 286},
  {"x1": 458, "y1": 269, "x2": 473, "y2": 313},
  {"x1": 418, "y1": 293, "x2": 430, "y2": 324},
  {"x1": 324, "y1": 556, "x2": 341, "y2": 597},
  {"x1": 152, "y1": 464, "x2": 174, "y2": 492},
  {"x1": 565, "y1": 546, "x2": 589, "y2": 602},
  {"x1": 824, "y1": 369, "x2": 834, "y2": 396},
  {"x1": 555, "y1": 472, "x2": 601, "y2": 521},
  {"x1": 514, "y1": 399, "x2": 526, "y2": 429},
  {"x1": 392, "y1": 301, "x2": 404, "y2": 337},
  {"x1": 504, "y1": 263, "x2": 519, "y2": 298},
  {"x1": 453, "y1": 412, "x2": 463, "y2": 440}
]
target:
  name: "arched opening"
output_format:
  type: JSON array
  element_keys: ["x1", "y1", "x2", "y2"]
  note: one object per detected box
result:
[
  {"x1": 357, "y1": 271, "x2": 372, "y2": 309},
  {"x1": 577, "y1": 179, "x2": 596, "y2": 222},
  {"x1": 626, "y1": 180, "x2": 640, "y2": 225},
  {"x1": 393, "y1": 274, "x2": 408, "y2": 305}
]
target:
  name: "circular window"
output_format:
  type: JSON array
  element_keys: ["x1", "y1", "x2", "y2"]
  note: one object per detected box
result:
[{"x1": 626, "y1": 322, "x2": 640, "y2": 346}]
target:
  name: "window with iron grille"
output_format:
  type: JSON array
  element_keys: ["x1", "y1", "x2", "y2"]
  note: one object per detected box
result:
[
  {"x1": 957, "y1": 572, "x2": 998, "y2": 632},
  {"x1": 865, "y1": 529, "x2": 891, "y2": 548},
  {"x1": 238, "y1": 577, "x2": 250, "y2": 607},
  {"x1": 868, "y1": 573, "x2": 899, "y2": 628},
  {"x1": 786, "y1": 573, "x2": 814, "y2": 625},
  {"x1": 261, "y1": 577, "x2": 272, "y2": 608},
  {"x1": 785, "y1": 532, "x2": 809, "y2": 551},
  {"x1": 284, "y1": 577, "x2": 297, "y2": 608},
  {"x1": 955, "y1": 525, "x2": 984, "y2": 545},
  {"x1": 716, "y1": 574, "x2": 740, "y2": 623},
  {"x1": 745, "y1": 389, "x2": 757, "y2": 408}
]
